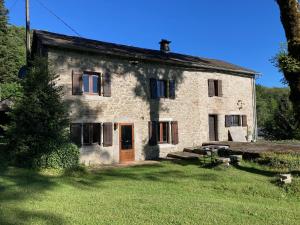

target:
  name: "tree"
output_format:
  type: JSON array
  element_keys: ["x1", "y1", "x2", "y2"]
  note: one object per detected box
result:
[
  {"x1": 263, "y1": 91, "x2": 300, "y2": 139},
  {"x1": 275, "y1": 0, "x2": 300, "y2": 125},
  {"x1": 256, "y1": 85, "x2": 289, "y2": 128},
  {"x1": 7, "y1": 57, "x2": 76, "y2": 167},
  {"x1": 0, "y1": 0, "x2": 25, "y2": 83}
]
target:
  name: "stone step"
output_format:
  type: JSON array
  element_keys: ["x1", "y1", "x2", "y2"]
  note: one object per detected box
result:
[
  {"x1": 183, "y1": 147, "x2": 207, "y2": 155},
  {"x1": 167, "y1": 151, "x2": 203, "y2": 160}
]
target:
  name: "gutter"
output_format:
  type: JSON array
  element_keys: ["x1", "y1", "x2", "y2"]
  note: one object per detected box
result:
[{"x1": 252, "y1": 76, "x2": 258, "y2": 142}]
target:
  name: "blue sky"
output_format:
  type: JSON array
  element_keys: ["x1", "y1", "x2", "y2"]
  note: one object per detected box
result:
[{"x1": 6, "y1": 0, "x2": 286, "y2": 87}]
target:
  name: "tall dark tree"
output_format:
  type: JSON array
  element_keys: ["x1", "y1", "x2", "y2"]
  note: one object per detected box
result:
[
  {"x1": 7, "y1": 58, "x2": 71, "y2": 167},
  {"x1": 276, "y1": 0, "x2": 300, "y2": 125}
]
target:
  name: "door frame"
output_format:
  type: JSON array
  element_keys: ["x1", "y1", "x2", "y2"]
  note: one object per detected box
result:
[
  {"x1": 209, "y1": 114, "x2": 218, "y2": 141},
  {"x1": 119, "y1": 123, "x2": 135, "y2": 163}
]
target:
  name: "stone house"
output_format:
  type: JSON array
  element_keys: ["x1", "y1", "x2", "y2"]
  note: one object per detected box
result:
[{"x1": 31, "y1": 30, "x2": 258, "y2": 165}]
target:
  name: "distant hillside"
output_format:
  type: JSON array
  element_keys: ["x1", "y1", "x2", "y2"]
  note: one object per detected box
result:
[{"x1": 256, "y1": 84, "x2": 289, "y2": 128}]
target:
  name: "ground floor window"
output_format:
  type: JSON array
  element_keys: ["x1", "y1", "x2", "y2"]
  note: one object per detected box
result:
[
  {"x1": 83, "y1": 123, "x2": 101, "y2": 145},
  {"x1": 149, "y1": 121, "x2": 178, "y2": 145},
  {"x1": 225, "y1": 115, "x2": 247, "y2": 127},
  {"x1": 70, "y1": 122, "x2": 113, "y2": 147}
]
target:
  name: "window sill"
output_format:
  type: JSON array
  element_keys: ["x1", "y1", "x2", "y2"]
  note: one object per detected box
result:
[
  {"x1": 158, "y1": 143, "x2": 176, "y2": 148},
  {"x1": 83, "y1": 143, "x2": 100, "y2": 146}
]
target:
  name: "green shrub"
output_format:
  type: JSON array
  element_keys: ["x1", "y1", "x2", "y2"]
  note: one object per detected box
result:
[
  {"x1": 64, "y1": 164, "x2": 88, "y2": 177},
  {"x1": 33, "y1": 143, "x2": 80, "y2": 169},
  {"x1": 258, "y1": 152, "x2": 300, "y2": 171}
]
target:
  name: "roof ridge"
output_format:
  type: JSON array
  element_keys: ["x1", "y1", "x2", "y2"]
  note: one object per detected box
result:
[{"x1": 33, "y1": 29, "x2": 258, "y2": 75}]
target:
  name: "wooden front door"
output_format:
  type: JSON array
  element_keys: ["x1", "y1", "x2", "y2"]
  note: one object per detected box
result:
[
  {"x1": 119, "y1": 123, "x2": 135, "y2": 163},
  {"x1": 209, "y1": 115, "x2": 218, "y2": 141}
]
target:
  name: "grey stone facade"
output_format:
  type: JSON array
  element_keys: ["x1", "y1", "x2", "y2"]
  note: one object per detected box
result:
[{"x1": 48, "y1": 48, "x2": 256, "y2": 165}]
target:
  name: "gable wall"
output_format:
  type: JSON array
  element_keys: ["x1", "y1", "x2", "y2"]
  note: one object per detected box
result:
[{"x1": 48, "y1": 48, "x2": 255, "y2": 165}]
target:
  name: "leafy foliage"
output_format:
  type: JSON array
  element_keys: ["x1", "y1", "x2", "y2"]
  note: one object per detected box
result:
[
  {"x1": 256, "y1": 84, "x2": 300, "y2": 139},
  {"x1": 0, "y1": 0, "x2": 26, "y2": 83},
  {"x1": 258, "y1": 152, "x2": 300, "y2": 171},
  {"x1": 256, "y1": 84, "x2": 288, "y2": 127},
  {"x1": 34, "y1": 143, "x2": 79, "y2": 169},
  {"x1": 7, "y1": 57, "x2": 78, "y2": 168},
  {"x1": 0, "y1": 82, "x2": 22, "y2": 102},
  {"x1": 276, "y1": 51, "x2": 300, "y2": 73}
]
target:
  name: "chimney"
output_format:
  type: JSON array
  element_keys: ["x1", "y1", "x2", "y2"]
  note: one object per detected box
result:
[{"x1": 159, "y1": 39, "x2": 171, "y2": 53}]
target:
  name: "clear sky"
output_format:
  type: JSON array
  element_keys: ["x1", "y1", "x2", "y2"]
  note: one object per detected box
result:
[{"x1": 6, "y1": 0, "x2": 287, "y2": 87}]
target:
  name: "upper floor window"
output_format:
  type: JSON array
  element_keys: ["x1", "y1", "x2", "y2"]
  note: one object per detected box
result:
[
  {"x1": 208, "y1": 79, "x2": 222, "y2": 97},
  {"x1": 82, "y1": 72, "x2": 100, "y2": 94},
  {"x1": 150, "y1": 78, "x2": 175, "y2": 99},
  {"x1": 72, "y1": 70, "x2": 111, "y2": 97}
]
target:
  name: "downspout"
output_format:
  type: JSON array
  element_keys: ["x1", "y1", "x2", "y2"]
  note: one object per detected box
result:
[{"x1": 252, "y1": 75, "x2": 257, "y2": 142}]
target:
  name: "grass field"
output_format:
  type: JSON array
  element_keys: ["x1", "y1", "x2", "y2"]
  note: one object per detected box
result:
[{"x1": 0, "y1": 160, "x2": 299, "y2": 225}]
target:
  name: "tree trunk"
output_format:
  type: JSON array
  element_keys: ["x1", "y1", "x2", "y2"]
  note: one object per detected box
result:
[{"x1": 276, "y1": 0, "x2": 300, "y2": 123}]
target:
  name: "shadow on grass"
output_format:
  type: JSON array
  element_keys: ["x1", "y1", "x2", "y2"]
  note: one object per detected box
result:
[
  {"x1": 0, "y1": 167, "x2": 65, "y2": 225},
  {"x1": 232, "y1": 164, "x2": 278, "y2": 177},
  {"x1": 0, "y1": 209, "x2": 65, "y2": 225}
]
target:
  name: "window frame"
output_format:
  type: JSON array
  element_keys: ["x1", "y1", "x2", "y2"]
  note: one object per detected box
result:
[
  {"x1": 82, "y1": 123, "x2": 101, "y2": 145},
  {"x1": 82, "y1": 71, "x2": 100, "y2": 95},
  {"x1": 208, "y1": 79, "x2": 222, "y2": 97},
  {"x1": 231, "y1": 115, "x2": 241, "y2": 126},
  {"x1": 157, "y1": 80, "x2": 168, "y2": 98},
  {"x1": 158, "y1": 121, "x2": 170, "y2": 144},
  {"x1": 150, "y1": 78, "x2": 175, "y2": 99}
]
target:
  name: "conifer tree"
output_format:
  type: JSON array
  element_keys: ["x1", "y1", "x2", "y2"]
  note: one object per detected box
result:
[{"x1": 7, "y1": 58, "x2": 72, "y2": 167}]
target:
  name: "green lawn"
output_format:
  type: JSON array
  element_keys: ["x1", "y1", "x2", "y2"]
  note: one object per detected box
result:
[{"x1": 0, "y1": 160, "x2": 299, "y2": 225}]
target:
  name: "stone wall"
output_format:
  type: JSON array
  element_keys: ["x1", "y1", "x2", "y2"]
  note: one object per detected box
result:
[{"x1": 48, "y1": 48, "x2": 255, "y2": 165}]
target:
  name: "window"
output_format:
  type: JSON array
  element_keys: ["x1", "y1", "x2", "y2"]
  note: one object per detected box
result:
[
  {"x1": 225, "y1": 115, "x2": 247, "y2": 127},
  {"x1": 150, "y1": 79, "x2": 175, "y2": 99},
  {"x1": 148, "y1": 121, "x2": 179, "y2": 145},
  {"x1": 82, "y1": 72, "x2": 100, "y2": 94},
  {"x1": 158, "y1": 122, "x2": 169, "y2": 143},
  {"x1": 83, "y1": 123, "x2": 101, "y2": 145},
  {"x1": 72, "y1": 71, "x2": 111, "y2": 97},
  {"x1": 208, "y1": 79, "x2": 222, "y2": 97},
  {"x1": 231, "y1": 115, "x2": 240, "y2": 126},
  {"x1": 70, "y1": 123, "x2": 100, "y2": 146}
]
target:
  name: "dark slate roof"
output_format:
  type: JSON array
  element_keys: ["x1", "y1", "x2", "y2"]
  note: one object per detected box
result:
[{"x1": 33, "y1": 30, "x2": 258, "y2": 76}]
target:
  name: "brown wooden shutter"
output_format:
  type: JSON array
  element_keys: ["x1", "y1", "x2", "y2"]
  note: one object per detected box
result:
[
  {"x1": 242, "y1": 115, "x2": 247, "y2": 127},
  {"x1": 150, "y1": 78, "x2": 158, "y2": 99},
  {"x1": 208, "y1": 79, "x2": 215, "y2": 97},
  {"x1": 103, "y1": 122, "x2": 113, "y2": 146},
  {"x1": 70, "y1": 123, "x2": 82, "y2": 146},
  {"x1": 72, "y1": 71, "x2": 82, "y2": 95},
  {"x1": 217, "y1": 80, "x2": 223, "y2": 97},
  {"x1": 169, "y1": 80, "x2": 176, "y2": 99},
  {"x1": 103, "y1": 73, "x2": 111, "y2": 97},
  {"x1": 148, "y1": 121, "x2": 158, "y2": 146},
  {"x1": 171, "y1": 121, "x2": 179, "y2": 145},
  {"x1": 225, "y1": 115, "x2": 231, "y2": 127}
]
